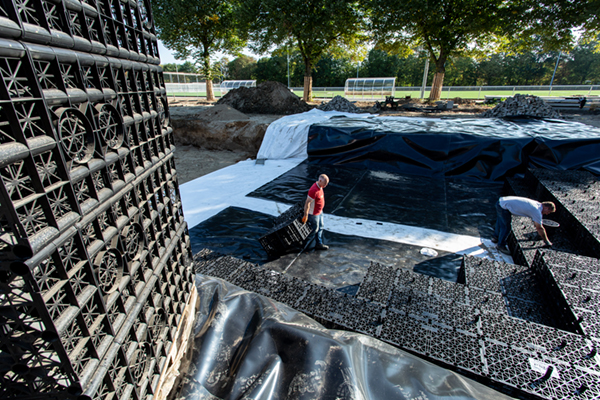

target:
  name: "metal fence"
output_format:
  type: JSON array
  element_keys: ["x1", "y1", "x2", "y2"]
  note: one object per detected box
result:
[{"x1": 163, "y1": 77, "x2": 600, "y2": 99}]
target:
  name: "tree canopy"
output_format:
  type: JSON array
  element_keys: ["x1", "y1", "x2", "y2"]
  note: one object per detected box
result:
[
  {"x1": 224, "y1": 42, "x2": 600, "y2": 88},
  {"x1": 151, "y1": 0, "x2": 245, "y2": 100},
  {"x1": 367, "y1": 0, "x2": 517, "y2": 100},
  {"x1": 161, "y1": 61, "x2": 198, "y2": 73},
  {"x1": 240, "y1": 0, "x2": 366, "y2": 100}
]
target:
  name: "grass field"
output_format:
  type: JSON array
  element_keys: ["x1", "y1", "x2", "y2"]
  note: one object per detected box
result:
[{"x1": 167, "y1": 88, "x2": 600, "y2": 100}]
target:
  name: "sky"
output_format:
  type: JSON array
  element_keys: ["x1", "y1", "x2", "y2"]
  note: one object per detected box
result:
[
  {"x1": 157, "y1": 40, "x2": 185, "y2": 64},
  {"x1": 157, "y1": 40, "x2": 260, "y2": 66}
]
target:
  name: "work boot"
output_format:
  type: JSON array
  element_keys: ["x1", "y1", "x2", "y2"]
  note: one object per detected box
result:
[
  {"x1": 497, "y1": 245, "x2": 510, "y2": 255},
  {"x1": 315, "y1": 243, "x2": 329, "y2": 250}
]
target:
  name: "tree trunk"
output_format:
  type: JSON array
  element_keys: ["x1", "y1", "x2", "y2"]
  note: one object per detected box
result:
[
  {"x1": 303, "y1": 76, "x2": 312, "y2": 102},
  {"x1": 429, "y1": 68, "x2": 445, "y2": 101},
  {"x1": 303, "y1": 61, "x2": 313, "y2": 101},
  {"x1": 202, "y1": 52, "x2": 215, "y2": 101},
  {"x1": 206, "y1": 79, "x2": 215, "y2": 102}
]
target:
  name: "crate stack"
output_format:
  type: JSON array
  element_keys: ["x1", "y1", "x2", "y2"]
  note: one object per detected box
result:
[
  {"x1": 528, "y1": 169, "x2": 600, "y2": 258},
  {"x1": 195, "y1": 249, "x2": 600, "y2": 400},
  {"x1": 0, "y1": 1, "x2": 194, "y2": 400},
  {"x1": 258, "y1": 202, "x2": 312, "y2": 258}
]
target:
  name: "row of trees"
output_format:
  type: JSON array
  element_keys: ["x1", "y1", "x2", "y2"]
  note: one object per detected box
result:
[
  {"x1": 151, "y1": 0, "x2": 600, "y2": 101},
  {"x1": 205, "y1": 42, "x2": 600, "y2": 88}
]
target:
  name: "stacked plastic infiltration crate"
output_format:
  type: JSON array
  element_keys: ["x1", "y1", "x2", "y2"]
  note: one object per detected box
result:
[
  {"x1": 0, "y1": 1, "x2": 194, "y2": 399},
  {"x1": 258, "y1": 201, "x2": 312, "y2": 258}
]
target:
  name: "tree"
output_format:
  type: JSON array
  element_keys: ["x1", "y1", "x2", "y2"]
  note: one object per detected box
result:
[
  {"x1": 312, "y1": 54, "x2": 355, "y2": 87},
  {"x1": 161, "y1": 61, "x2": 198, "y2": 73},
  {"x1": 228, "y1": 55, "x2": 257, "y2": 80},
  {"x1": 255, "y1": 56, "x2": 288, "y2": 84},
  {"x1": 477, "y1": 54, "x2": 507, "y2": 86},
  {"x1": 444, "y1": 57, "x2": 478, "y2": 86},
  {"x1": 562, "y1": 42, "x2": 600, "y2": 85},
  {"x1": 241, "y1": 0, "x2": 365, "y2": 101},
  {"x1": 151, "y1": 0, "x2": 244, "y2": 101},
  {"x1": 503, "y1": 53, "x2": 552, "y2": 86},
  {"x1": 362, "y1": 49, "x2": 402, "y2": 79},
  {"x1": 367, "y1": 0, "x2": 519, "y2": 101}
]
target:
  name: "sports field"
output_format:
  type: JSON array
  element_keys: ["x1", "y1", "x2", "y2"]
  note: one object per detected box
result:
[{"x1": 166, "y1": 86, "x2": 600, "y2": 100}]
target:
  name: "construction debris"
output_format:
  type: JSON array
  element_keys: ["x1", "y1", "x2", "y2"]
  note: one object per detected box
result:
[
  {"x1": 216, "y1": 81, "x2": 313, "y2": 115},
  {"x1": 318, "y1": 95, "x2": 362, "y2": 113},
  {"x1": 480, "y1": 94, "x2": 562, "y2": 118}
]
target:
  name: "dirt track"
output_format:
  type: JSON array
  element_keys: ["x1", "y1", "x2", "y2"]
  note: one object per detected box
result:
[{"x1": 171, "y1": 99, "x2": 600, "y2": 185}]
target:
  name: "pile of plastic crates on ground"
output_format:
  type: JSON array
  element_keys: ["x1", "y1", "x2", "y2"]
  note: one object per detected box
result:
[
  {"x1": 197, "y1": 166, "x2": 600, "y2": 400},
  {"x1": 258, "y1": 201, "x2": 312, "y2": 258},
  {"x1": 0, "y1": 1, "x2": 194, "y2": 399}
]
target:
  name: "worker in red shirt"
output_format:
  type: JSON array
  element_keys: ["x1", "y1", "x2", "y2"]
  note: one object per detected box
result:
[{"x1": 302, "y1": 174, "x2": 329, "y2": 250}]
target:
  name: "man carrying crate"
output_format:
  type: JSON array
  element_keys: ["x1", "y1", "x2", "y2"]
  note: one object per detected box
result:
[{"x1": 302, "y1": 174, "x2": 330, "y2": 250}]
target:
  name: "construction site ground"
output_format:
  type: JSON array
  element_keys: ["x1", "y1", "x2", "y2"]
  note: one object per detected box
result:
[{"x1": 170, "y1": 97, "x2": 600, "y2": 185}]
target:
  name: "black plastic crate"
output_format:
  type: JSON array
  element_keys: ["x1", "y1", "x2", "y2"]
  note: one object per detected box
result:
[{"x1": 258, "y1": 217, "x2": 312, "y2": 258}]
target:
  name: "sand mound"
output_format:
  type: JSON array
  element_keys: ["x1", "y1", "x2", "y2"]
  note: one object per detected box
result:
[
  {"x1": 195, "y1": 104, "x2": 249, "y2": 121},
  {"x1": 216, "y1": 81, "x2": 313, "y2": 115},
  {"x1": 317, "y1": 95, "x2": 361, "y2": 113}
]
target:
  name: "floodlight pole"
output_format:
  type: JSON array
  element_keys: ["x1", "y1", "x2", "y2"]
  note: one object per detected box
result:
[
  {"x1": 549, "y1": 52, "x2": 561, "y2": 96},
  {"x1": 287, "y1": 47, "x2": 290, "y2": 88},
  {"x1": 420, "y1": 58, "x2": 429, "y2": 99}
]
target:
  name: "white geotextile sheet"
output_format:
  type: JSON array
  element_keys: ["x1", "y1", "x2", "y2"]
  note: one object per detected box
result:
[{"x1": 256, "y1": 109, "x2": 374, "y2": 160}]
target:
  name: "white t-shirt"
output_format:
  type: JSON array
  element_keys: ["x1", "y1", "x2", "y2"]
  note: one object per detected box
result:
[{"x1": 499, "y1": 196, "x2": 543, "y2": 224}]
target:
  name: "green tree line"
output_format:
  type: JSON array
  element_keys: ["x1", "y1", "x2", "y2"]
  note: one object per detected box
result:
[
  {"x1": 164, "y1": 42, "x2": 600, "y2": 88},
  {"x1": 152, "y1": 0, "x2": 599, "y2": 100}
]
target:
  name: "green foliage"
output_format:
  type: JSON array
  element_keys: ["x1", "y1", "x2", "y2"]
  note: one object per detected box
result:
[
  {"x1": 365, "y1": 0, "x2": 590, "y2": 99},
  {"x1": 204, "y1": 40, "x2": 600, "y2": 87},
  {"x1": 561, "y1": 41, "x2": 600, "y2": 84},
  {"x1": 227, "y1": 55, "x2": 257, "y2": 80},
  {"x1": 506, "y1": 1, "x2": 589, "y2": 53},
  {"x1": 161, "y1": 61, "x2": 198, "y2": 73},
  {"x1": 255, "y1": 56, "x2": 289, "y2": 84},
  {"x1": 367, "y1": 0, "x2": 512, "y2": 63},
  {"x1": 240, "y1": 0, "x2": 366, "y2": 98},
  {"x1": 151, "y1": 0, "x2": 245, "y2": 81},
  {"x1": 312, "y1": 54, "x2": 356, "y2": 87},
  {"x1": 362, "y1": 50, "x2": 402, "y2": 79}
]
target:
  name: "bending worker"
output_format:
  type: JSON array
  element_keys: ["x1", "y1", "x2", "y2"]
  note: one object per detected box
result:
[
  {"x1": 301, "y1": 174, "x2": 329, "y2": 250},
  {"x1": 493, "y1": 196, "x2": 556, "y2": 255}
]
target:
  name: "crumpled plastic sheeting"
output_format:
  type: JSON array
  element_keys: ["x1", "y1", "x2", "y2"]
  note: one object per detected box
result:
[
  {"x1": 178, "y1": 275, "x2": 514, "y2": 400},
  {"x1": 307, "y1": 116, "x2": 600, "y2": 179},
  {"x1": 256, "y1": 109, "x2": 374, "y2": 160}
]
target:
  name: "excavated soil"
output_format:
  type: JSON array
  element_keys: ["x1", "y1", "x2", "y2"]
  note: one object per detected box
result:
[
  {"x1": 170, "y1": 104, "x2": 280, "y2": 155},
  {"x1": 216, "y1": 81, "x2": 313, "y2": 115}
]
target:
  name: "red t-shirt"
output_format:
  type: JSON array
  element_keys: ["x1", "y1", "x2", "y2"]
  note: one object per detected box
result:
[{"x1": 308, "y1": 182, "x2": 325, "y2": 215}]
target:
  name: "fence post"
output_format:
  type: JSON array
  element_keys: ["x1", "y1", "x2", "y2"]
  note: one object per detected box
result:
[{"x1": 512, "y1": 87, "x2": 515, "y2": 96}]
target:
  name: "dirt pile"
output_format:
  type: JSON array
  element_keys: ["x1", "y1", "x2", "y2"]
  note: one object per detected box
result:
[
  {"x1": 194, "y1": 104, "x2": 250, "y2": 121},
  {"x1": 317, "y1": 95, "x2": 362, "y2": 113},
  {"x1": 216, "y1": 81, "x2": 313, "y2": 115},
  {"x1": 170, "y1": 105, "x2": 277, "y2": 155},
  {"x1": 480, "y1": 94, "x2": 562, "y2": 118}
]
